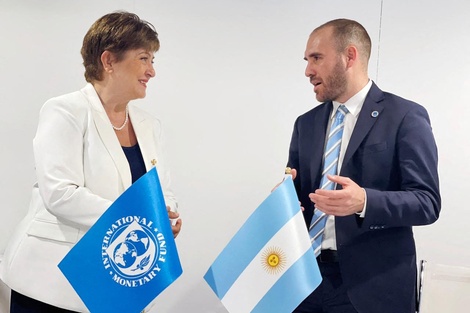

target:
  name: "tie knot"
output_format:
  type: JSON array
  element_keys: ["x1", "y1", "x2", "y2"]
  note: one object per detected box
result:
[
  {"x1": 334, "y1": 105, "x2": 348, "y2": 123},
  {"x1": 337, "y1": 105, "x2": 349, "y2": 116}
]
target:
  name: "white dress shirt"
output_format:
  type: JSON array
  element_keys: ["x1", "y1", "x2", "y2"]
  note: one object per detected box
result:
[{"x1": 321, "y1": 80, "x2": 372, "y2": 251}]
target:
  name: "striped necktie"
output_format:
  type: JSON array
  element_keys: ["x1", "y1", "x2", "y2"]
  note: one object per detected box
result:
[{"x1": 309, "y1": 104, "x2": 349, "y2": 256}]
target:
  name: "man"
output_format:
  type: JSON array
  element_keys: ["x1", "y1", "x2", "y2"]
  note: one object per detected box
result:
[{"x1": 287, "y1": 19, "x2": 440, "y2": 313}]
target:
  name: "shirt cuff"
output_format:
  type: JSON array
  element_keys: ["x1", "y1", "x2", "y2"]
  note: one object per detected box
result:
[{"x1": 356, "y1": 188, "x2": 367, "y2": 218}]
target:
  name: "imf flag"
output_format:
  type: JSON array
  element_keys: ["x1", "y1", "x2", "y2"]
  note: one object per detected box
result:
[
  {"x1": 59, "y1": 167, "x2": 182, "y2": 313},
  {"x1": 204, "y1": 176, "x2": 322, "y2": 313}
]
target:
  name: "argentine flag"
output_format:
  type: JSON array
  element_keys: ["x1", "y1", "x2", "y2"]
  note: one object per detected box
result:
[
  {"x1": 204, "y1": 176, "x2": 321, "y2": 313},
  {"x1": 59, "y1": 168, "x2": 182, "y2": 313}
]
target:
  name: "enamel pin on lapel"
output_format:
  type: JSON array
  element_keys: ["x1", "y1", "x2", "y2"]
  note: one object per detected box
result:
[{"x1": 371, "y1": 111, "x2": 379, "y2": 118}]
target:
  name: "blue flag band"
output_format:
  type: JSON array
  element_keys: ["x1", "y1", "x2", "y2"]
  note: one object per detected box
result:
[{"x1": 59, "y1": 168, "x2": 182, "y2": 313}]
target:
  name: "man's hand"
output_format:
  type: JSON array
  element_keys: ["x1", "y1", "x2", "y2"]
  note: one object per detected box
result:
[
  {"x1": 271, "y1": 168, "x2": 298, "y2": 192},
  {"x1": 272, "y1": 168, "x2": 304, "y2": 211},
  {"x1": 309, "y1": 175, "x2": 365, "y2": 216}
]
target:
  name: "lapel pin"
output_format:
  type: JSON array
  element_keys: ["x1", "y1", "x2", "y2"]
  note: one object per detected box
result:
[
  {"x1": 371, "y1": 111, "x2": 379, "y2": 118},
  {"x1": 151, "y1": 159, "x2": 157, "y2": 166}
]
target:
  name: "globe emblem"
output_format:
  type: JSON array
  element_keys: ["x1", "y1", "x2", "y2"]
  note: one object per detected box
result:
[
  {"x1": 113, "y1": 242, "x2": 137, "y2": 268},
  {"x1": 125, "y1": 230, "x2": 150, "y2": 256}
]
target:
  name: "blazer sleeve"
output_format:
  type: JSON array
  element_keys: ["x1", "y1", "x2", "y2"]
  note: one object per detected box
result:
[
  {"x1": 363, "y1": 104, "x2": 441, "y2": 228},
  {"x1": 34, "y1": 96, "x2": 112, "y2": 228},
  {"x1": 287, "y1": 117, "x2": 301, "y2": 188}
]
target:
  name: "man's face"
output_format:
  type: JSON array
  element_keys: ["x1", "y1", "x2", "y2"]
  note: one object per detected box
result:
[{"x1": 304, "y1": 27, "x2": 348, "y2": 103}]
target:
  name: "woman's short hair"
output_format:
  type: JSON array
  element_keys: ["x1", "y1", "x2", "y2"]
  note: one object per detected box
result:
[{"x1": 81, "y1": 12, "x2": 160, "y2": 82}]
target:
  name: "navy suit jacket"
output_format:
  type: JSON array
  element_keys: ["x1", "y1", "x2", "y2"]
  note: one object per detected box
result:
[{"x1": 287, "y1": 82, "x2": 440, "y2": 313}]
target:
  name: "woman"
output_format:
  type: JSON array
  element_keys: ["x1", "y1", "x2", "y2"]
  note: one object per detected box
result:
[{"x1": 0, "y1": 12, "x2": 182, "y2": 312}]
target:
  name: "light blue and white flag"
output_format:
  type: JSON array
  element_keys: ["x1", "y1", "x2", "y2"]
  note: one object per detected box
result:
[
  {"x1": 59, "y1": 167, "x2": 182, "y2": 313},
  {"x1": 204, "y1": 176, "x2": 322, "y2": 313}
]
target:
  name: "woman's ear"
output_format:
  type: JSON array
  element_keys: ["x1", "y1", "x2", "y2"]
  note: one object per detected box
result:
[{"x1": 100, "y1": 50, "x2": 115, "y2": 73}]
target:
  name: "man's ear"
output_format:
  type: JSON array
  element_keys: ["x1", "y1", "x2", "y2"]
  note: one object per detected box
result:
[
  {"x1": 345, "y1": 45, "x2": 358, "y2": 68},
  {"x1": 100, "y1": 50, "x2": 115, "y2": 73}
]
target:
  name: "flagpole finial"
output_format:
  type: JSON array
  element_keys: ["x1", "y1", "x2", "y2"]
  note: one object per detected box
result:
[{"x1": 285, "y1": 167, "x2": 292, "y2": 175}]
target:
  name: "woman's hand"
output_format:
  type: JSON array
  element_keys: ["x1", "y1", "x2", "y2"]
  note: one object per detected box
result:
[{"x1": 167, "y1": 206, "x2": 182, "y2": 238}]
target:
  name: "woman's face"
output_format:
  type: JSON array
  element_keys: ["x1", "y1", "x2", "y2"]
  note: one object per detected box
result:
[{"x1": 111, "y1": 48, "x2": 156, "y2": 101}]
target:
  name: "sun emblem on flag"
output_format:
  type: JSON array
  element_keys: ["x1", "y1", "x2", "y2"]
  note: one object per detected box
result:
[{"x1": 261, "y1": 247, "x2": 286, "y2": 275}]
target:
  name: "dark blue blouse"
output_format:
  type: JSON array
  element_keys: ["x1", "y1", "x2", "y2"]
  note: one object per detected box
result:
[{"x1": 122, "y1": 143, "x2": 146, "y2": 183}]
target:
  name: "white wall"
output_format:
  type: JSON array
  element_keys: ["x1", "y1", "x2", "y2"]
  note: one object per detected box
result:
[{"x1": 1, "y1": 0, "x2": 468, "y2": 312}]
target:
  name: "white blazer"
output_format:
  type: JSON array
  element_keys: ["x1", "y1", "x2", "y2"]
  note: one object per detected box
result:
[{"x1": 0, "y1": 84, "x2": 177, "y2": 311}]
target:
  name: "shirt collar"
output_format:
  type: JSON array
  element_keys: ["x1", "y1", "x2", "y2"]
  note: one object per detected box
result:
[{"x1": 331, "y1": 80, "x2": 373, "y2": 119}]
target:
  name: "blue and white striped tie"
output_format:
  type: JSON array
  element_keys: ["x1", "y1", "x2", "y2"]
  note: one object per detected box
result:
[{"x1": 309, "y1": 105, "x2": 349, "y2": 256}]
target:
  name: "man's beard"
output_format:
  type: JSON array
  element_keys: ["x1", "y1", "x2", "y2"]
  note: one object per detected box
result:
[{"x1": 317, "y1": 60, "x2": 347, "y2": 103}]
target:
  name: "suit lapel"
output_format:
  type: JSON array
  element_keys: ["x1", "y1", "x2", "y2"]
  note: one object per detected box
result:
[
  {"x1": 81, "y1": 84, "x2": 132, "y2": 189},
  {"x1": 311, "y1": 103, "x2": 332, "y2": 184},
  {"x1": 129, "y1": 105, "x2": 158, "y2": 172},
  {"x1": 342, "y1": 83, "x2": 385, "y2": 170},
  {"x1": 297, "y1": 102, "x2": 332, "y2": 197}
]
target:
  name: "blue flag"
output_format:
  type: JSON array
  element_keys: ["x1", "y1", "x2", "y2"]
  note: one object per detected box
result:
[
  {"x1": 59, "y1": 168, "x2": 182, "y2": 313},
  {"x1": 204, "y1": 177, "x2": 322, "y2": 313}
]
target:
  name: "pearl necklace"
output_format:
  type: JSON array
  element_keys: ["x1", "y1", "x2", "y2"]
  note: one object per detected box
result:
[{"x1": 112, "y1": 106, "x2": 129, "y2": 131}]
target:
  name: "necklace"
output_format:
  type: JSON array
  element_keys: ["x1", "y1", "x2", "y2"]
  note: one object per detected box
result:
[{"x1": 111, "y1": 106, "x2": 129, "y2": 131}]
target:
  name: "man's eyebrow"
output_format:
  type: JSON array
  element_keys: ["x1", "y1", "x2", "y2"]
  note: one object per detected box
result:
[{"x1": 304, "y1": 52, "x2": 323, "y2": 60}]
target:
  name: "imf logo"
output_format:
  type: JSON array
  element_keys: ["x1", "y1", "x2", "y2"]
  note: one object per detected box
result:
[{"x1": 101, "y1": 216, "x2": 168, "y2": 287}]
